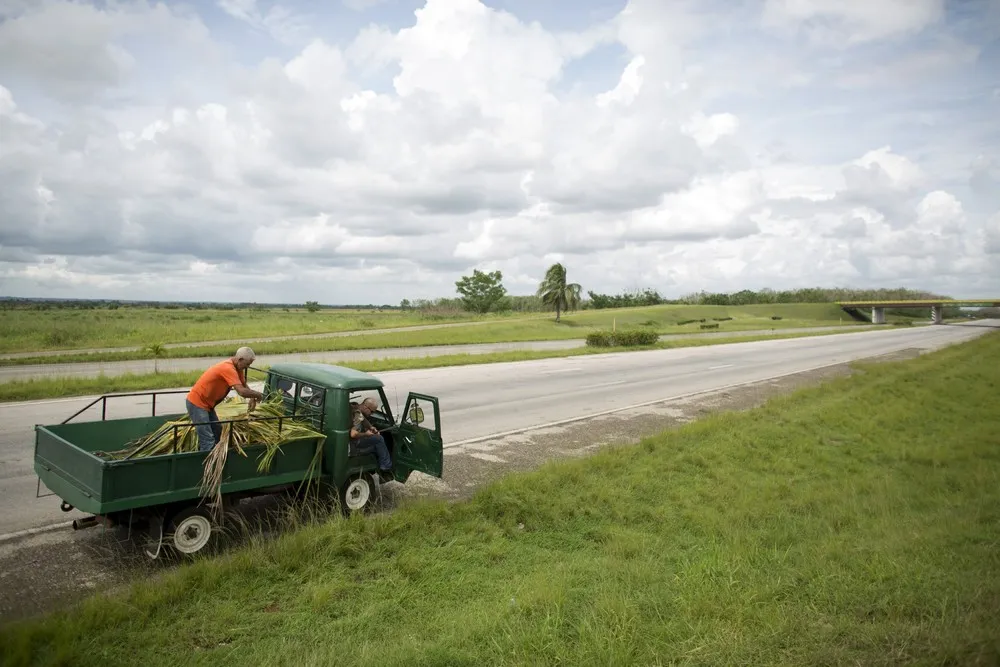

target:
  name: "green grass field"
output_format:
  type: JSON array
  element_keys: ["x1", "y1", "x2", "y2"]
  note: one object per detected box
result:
[
  {"x1": 0, "y1": 328, "x2": 879, "y2": 402},
  {"x1": 3, "y1": 331, "x2": 997, "y2": 666},
  {"x1": 0, "y1": 307, "x2": 497, "y2": 354},
  {"x1": 0, "y1": 303, "x2": 865, "y2": 364}
]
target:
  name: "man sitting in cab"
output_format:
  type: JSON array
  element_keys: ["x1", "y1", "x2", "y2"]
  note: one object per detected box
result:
[{"x1": 350, "y1": 398, "x2": 393, "y2": 481}]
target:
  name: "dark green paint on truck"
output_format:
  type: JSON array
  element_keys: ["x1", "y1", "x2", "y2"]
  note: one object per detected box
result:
[{"x1": 33, "y1": 362, "x2": 444, "y2": 558}]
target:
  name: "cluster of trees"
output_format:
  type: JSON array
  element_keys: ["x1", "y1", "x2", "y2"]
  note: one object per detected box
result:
[
  {"x1": 400, "y1": 295, "x2": 546, "y2": 313},
  {"x1": 586, "y1": 288, "x2": 667, "y2": 309},
  {"x1": 452, "y1": 263, "x2": 583, "y2": 320}
]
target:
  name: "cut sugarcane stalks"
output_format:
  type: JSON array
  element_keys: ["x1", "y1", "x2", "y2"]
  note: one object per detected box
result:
[{"x1": 104, "y1": 394, "x2": 326, "y2": 506}]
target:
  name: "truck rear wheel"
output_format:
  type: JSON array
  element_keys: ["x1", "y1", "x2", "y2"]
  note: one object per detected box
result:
[
  {"x1": 339, "y1": 473, "x2": 375, "y2": 515},
  {"x1": 143, "y1": 505, "x2": 221, "y2": 559},
  {"x1": 168, "y1": 506, "x2": 216, "y2": 555}
]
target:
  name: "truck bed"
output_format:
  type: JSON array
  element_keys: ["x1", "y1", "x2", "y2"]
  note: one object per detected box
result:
[{"x1": 35, "y1": 413, "x2": 324, "y2": 516}]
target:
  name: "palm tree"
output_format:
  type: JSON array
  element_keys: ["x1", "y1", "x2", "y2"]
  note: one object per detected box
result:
[
  {"x1": 536, "y1": 263, "x2": 582, "y2": 321},
  {"x1": 144, "y1": 342, "x2": 167, "y2": 374}
]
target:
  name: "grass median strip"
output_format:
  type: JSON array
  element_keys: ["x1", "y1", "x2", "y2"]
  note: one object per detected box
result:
[
  {"x1": 2, "y1": 327, "x2": 997, "y2": 665},
  {"x1": 0, "y1": 328, "x2": 878, "y2": 402}
]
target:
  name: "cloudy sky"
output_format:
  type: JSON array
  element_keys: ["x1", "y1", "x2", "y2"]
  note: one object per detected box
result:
[{"x1": 1, "y1": 0, "x2": 998, "y2": 304}]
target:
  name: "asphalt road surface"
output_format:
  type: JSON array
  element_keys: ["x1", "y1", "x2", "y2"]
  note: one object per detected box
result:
[
  {"x1": 0, "y1": 321, "x2": 993, "y2": 538},
  {"x1": 0, "y1": 324, "x2": 875, "y2": 381}
]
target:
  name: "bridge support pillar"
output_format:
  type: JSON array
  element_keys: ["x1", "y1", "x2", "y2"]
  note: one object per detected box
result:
[
  {"x1": 872, "y1": 307, "x2": 886, "y2": 325},
  {"x1": 932, "y1": 306, "x2": 943, "y2": 324}
]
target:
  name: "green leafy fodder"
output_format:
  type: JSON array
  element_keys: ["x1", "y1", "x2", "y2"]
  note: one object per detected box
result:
[{"x1": 3, "y1": 332, "x2": 999, "y2": 665}]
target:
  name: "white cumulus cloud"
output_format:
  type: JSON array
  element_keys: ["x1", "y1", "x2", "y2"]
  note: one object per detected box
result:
[{"x1": 0, "y1": 0, "x2": 997, "y2": 303}]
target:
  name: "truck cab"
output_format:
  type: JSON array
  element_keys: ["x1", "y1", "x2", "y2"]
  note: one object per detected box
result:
[{"x1": 264, "y1": 362, "x2": 443, "y2": 511}]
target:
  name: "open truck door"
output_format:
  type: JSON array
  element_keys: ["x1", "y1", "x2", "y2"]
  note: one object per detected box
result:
[{"x1": 394, "y1": 393, "x2": 443, "y2": 478}]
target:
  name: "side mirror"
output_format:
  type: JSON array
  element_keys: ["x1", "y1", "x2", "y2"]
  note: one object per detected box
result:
[{"x1": 408, "y1": 403, "x2": 425, "y2": 424}]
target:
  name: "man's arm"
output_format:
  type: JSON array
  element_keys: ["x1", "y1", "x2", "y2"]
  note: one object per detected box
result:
[
  {"x1": 349, "y1": 412, "x2": 363, "y2": 439},
  {"x1": 233, "y1": 383, "x2": 264, "y2": 400},
  {"x1": 350, "y1": 414, "x2": 378, "y2": 439},
  {"x1": 222, "y1": 365, "x2": 264, "y2": 401}
]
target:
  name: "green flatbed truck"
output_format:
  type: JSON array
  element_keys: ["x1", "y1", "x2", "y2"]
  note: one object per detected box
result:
[{"x1": 33, "y1": 362, "x2": 443, "y2": 558}]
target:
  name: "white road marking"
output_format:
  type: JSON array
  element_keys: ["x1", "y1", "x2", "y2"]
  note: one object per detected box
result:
[
  {"x1": 708, "y1": 364, "x2": 735, "y2": 370},
  {"x1": 540, "y1": 367, "x2": 582, "y2": 375},
  {"x1": 581, "y1": 380, "x2": 628, "y2": 389}
]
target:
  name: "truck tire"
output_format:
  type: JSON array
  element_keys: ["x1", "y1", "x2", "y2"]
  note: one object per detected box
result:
[
  {"x1": 166, "y1": 506, "x2": 217, "y2": 556},
  {"x1": 338, "y1": 473, "x2": 375, "y2": 515}
]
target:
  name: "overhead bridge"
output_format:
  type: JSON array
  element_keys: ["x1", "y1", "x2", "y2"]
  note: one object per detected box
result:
[{"x1": 837, "y1": 299, "x2": 1000, "y2": 325}]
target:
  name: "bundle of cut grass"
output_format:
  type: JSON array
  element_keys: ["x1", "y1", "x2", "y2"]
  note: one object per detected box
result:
[{"x1": 104, "y1": 393, "x2": 327, "y2": 507}]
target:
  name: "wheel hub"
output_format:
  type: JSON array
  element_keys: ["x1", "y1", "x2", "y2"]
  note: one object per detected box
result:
[
  {"x1": 345, "y1": 478, "x2": 370, "y2": 510},
  {"x1": 173, "y1": 514, "x2": 212, "y2": 554}
]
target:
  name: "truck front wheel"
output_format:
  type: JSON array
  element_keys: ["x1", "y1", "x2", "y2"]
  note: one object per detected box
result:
[{"x1": 339, "y1": 473, "x2": 375, "y2": 515}]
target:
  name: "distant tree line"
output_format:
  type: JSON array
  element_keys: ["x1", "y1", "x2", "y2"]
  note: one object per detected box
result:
[
  {"x1": 399, "y1": 295, "x2": 546, "y2": 313},
  {"x1": 585, "y1": 288, "x2": 667, "y2": 309},
  {"x1": 6, "y1": 284, "x2": 984, "y2": 322},
  {"x1": 0, "y1": 298, "x2": 403, "y2": 312},
  {"x1": 582, "y1": 286, "x2": 955, "y2": 309}
]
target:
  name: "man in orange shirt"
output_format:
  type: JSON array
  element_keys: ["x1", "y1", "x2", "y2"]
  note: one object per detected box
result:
[{"x1": 185, "y1": 346, "x2": 265, "y2": 452}]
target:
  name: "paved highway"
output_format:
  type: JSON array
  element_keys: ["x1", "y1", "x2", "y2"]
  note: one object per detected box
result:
[
  {"x1": 0, "y1": 324, "x2": 874, "y2": 381},
  {"x1": 0, "y1": 321, "x2": 993, "y2": 538}
]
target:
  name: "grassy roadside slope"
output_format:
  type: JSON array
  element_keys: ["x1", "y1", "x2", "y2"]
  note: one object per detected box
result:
[
  {"x1": 0, "y1": 328, "x2": 878, "y2": 402},
  {"x1": 0, "y1": 303, "x2": 860, "y2": 360},
  {"x1": 3, "y1": 332, "x2": 998, "y2": 665}
]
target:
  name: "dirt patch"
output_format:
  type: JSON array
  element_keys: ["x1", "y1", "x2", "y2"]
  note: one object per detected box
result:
[
  {"x1": 0, "y1": 358, "x2": 871, "y2": 625},
  {"x1": 0, "y1": 529, "x2": 137, "y2": 623}
]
